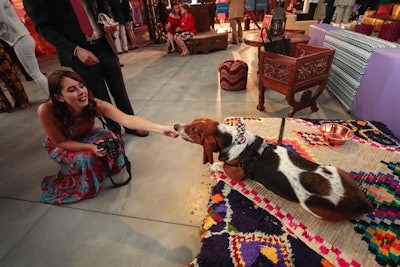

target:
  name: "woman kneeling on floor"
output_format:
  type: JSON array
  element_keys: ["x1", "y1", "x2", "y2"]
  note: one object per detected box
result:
[
  {"x1": 174, "y1": 3, "x2": 196, "y2": 57},
  {"x1": 38, "y1": 70, "x2": 178, "y2": 205}
]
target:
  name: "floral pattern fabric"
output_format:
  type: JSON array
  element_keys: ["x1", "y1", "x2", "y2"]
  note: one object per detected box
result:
[
  {"x1": 41, "y1": 116, "x2": 125, "y2": 205},
  {"x1": 0, "y1": 43, "x2": 29, "y2": 112}
]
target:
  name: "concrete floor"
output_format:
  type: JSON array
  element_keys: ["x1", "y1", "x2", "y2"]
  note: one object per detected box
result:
[{"x1": 0, "y1": 27, "x2": 354, "y2": 267}]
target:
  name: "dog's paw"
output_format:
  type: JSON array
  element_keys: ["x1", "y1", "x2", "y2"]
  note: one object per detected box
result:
[{"x1": 209, "y1": 162, "x2": 224, "y2": 173}]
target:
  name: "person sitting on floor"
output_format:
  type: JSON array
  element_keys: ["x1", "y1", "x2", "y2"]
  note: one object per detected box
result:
[
  {"x1": 174, "y1": 3, "x2": 196, "y2": 57},
  {"x1": 38, "y1": 70, "x2": 178, "y2": 205}
]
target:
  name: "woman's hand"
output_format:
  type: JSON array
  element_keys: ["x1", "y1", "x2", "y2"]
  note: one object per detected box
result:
[
  {"x1": 75, "y1": 46, "x2": 100, "y2": 65},
  {"x1": 104, "y1": 24, "x2": 118, "y2": 34},
  {"x1": 92, "y1": 143, "x2": 108, "y2": 157},
  {"x1": 160, "y1": 126, "x2": 179, "y2": 138},
  {"x1": 94, "y1": 99, "x2": 178, "y2": 138}
]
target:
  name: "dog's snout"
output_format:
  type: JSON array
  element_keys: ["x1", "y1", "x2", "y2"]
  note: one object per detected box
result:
[{"x1": 174, "y1": 124, "x2": 180, "y2": 131}]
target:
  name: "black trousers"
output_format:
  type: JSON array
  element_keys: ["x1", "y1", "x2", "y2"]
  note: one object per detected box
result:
[
  {"x1": 323, "y1": 0, "x2": 336, "y2": 24},
  {"x1": 72, "y1": 37, "x2": 134, "y2": 134}
]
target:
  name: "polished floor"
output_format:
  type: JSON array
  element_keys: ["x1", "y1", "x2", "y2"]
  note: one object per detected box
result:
[{"x1": 0, "y1": 26, "x2": 354, "y2": 267}]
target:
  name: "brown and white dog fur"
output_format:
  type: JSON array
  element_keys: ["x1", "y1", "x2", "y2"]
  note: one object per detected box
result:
[{"x1": 174, "y1": 118, "x2": 373, "y2": 221}]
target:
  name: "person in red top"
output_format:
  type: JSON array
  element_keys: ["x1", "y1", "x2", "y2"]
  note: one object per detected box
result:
[
  {"x1": 174, "y1": 3, "x2": 196, "y2": 57},
  {"x1": 166, "y1": 4, "x2": 181, "y2": 53}
]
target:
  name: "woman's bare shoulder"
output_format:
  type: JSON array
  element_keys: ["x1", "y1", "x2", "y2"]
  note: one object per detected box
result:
[
  {"x1": 37, "y1": 101, "x2": 58, "y2": 126},
  {"x1": 38, "y1": 101, "x2": 52, "y2": 115}
]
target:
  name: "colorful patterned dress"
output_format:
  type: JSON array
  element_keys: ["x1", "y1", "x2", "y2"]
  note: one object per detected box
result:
[
  {"x1": 41, "y1": 116, "x2": 125, "y2": 205},
  {"x1": 0, "y1": 43, "x2": 29, "y2": 112}
]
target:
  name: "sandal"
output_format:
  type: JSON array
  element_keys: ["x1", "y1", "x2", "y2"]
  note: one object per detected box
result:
[{"x1": 180, "y1": 50, "x2": 189, "y2": 57}]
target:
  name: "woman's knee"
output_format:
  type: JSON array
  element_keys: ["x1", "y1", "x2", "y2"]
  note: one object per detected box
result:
[{"x1": 175, "y1": 37, "x2": 182, "y2": 44}]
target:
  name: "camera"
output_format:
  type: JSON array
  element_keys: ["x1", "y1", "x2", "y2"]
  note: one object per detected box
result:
[{"x1": 97, "y1": 137, "x2": 120, "y2": 159}]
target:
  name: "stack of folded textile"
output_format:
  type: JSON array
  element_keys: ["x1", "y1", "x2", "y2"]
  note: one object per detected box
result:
[{"x1": 323, "y1": 30, "x2": 400, "y2": 109}]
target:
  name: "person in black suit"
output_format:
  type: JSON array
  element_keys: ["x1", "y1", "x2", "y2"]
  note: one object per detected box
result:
[
  {"x1": 323, "y1": 0, "x2": 336, "y2": 23},
  {"x1": 207, "y1": 0, "x2": 217, "y2": 29},
  {"x1": 22, "y1": 0, "x2": 148, "y2": 138}
]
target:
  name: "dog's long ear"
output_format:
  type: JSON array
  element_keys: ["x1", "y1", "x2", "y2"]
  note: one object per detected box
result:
[
  {"x1": 202, "y1": 135, "x2": 216, "y2": 164},
  {"x1": 197, "y1": 118, "x2": 222, "y2": 164}
]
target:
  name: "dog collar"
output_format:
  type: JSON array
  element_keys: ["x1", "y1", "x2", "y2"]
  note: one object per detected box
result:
[
  {"x1": 220, "y1": 122, "x2": 247, "y2": 155},
  {"x1": 234, "y1": 121, "x2": 246, "y2": 144},
  {"x1": 225, "y1": 137, "x2": 269, "y2": 177}
]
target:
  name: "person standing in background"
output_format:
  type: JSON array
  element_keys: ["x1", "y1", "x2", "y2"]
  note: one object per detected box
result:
[
  {"x1": 107, "y1": 0, "x2": 127, "y2": 54},
  {"x1": 216, "y1": 0, "x2": 227, "y2": 24},
  {"x1": 0, "y1": 42, "x2": 30, "y2": 112},
  {"x1": 0, "y1": 0, "x2": 49, "y2": 97},
  {"x1": 207, "y1": 0, "x2": 217, "y2": 29},
  {"x1": 334, "y1": 0, "x2": 355, "y2": 23},
  {"x1": 23, "y1": 0, "x2": 149, "y2": 139},
  {"x1": 314, "y1": 0, "x2": 326, "y2": 23},
  {"x1": 323, "y1": 0, "x2": 336, "y2": 23},
  {"x1": 157, "y1": 0, "x2": 169, "y2": 35},
  {"x1": 120, "y1": 0, "x2": 138, "y2": 50},
  {"x1": 132, "y1": 0, "x2": 144, "y2": 26},
  {"x1": 226, "y1": 0, "x2": 247, "y2": 44},
  {"x1": 0, "y1": 39, "x2": 33, "y2": 81}
]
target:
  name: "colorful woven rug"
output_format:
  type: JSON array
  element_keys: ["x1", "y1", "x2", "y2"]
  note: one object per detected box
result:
[
  {"x1": 187, "y1": 180, "x2": 333, "y2": 267},
  {"x1": 188, "y1": 117, "x2": 400, "y2": 267}
]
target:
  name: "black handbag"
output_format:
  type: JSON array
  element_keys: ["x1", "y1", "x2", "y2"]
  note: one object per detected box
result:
[{"x1": 261, "y1": 27, "x2": 291, "y2": 56}]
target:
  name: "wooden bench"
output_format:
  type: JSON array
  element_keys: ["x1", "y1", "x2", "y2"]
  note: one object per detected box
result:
[
  {"x1": 186, "y1": 4, "x2": 228, "y2": 55},
  {"x1": 187, "y1": 30, "x2": 228, "y2": 54}
]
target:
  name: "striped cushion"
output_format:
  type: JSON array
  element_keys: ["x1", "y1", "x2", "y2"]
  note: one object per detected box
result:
[{"x1": 219, "y1": 60, "x2": 248, "y2": 91}]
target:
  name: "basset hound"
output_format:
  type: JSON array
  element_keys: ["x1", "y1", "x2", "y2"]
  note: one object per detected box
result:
[{"x1": 174, "y1": 118, "x2": 373, "y2": 221}]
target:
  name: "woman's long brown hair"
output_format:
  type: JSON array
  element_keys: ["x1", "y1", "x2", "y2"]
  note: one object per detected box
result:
[{"x1": 47, "y1": 70, "x2": 99, "y2": 129}]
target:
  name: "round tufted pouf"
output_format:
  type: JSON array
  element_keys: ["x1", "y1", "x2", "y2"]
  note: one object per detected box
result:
[{"x1": 219, "y1": 60, "x2": 248, "y2": 91}]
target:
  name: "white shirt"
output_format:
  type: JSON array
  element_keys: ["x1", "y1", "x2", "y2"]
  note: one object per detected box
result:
[{"x1": 81, "y1": 0, "x2": 103, "y2": 41}]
